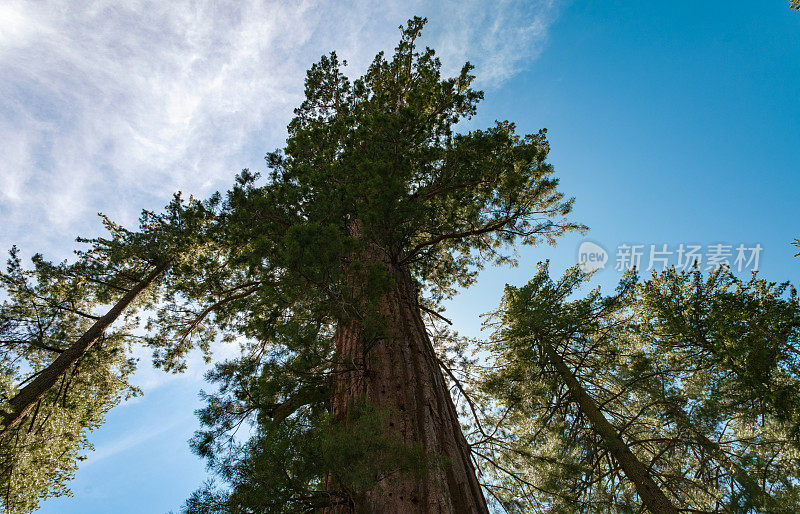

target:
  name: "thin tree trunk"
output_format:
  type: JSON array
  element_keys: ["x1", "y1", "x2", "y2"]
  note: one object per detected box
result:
[
  {"x1": 541, "y1": 341, "x2": 679, "y2": 514},
  {"x1": 326, "y1": 264, "x2": 488, "y2": 513},
  {"x1": 0, "y1": 263, "x2": 167, "y2": 439}
]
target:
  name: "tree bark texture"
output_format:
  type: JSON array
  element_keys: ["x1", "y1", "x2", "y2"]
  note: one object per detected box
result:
[{"x1": 326, "y1": 262, "x2": 489, "y2": 513}]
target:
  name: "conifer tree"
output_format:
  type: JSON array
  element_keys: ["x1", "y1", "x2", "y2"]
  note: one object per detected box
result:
[
  {"x1": 0, "y1": 194, "x2": 219, "y2": 511},
  {"x1": 481, "y1": 264, "x2": 800, "y2": 512},
  {"x1": 0, "y1": 248, "x2": 141, "y2": 513},
  {"x1": 182, "y1": 17, "x2": 582, "y2": 512}
]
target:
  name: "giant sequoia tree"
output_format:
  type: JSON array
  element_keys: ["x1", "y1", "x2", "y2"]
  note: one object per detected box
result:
[
  {"x1": 178, "y1": 18, "x2": 581, "y2": 512},
  {"x1": 6, "y1": 16, "x2": 797, "y2": 514},
  {"x1": 0, "y1": 17, "x2": 583, "y2": 511}
]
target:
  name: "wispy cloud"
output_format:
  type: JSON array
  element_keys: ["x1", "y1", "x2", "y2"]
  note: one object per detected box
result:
[
  {"x1": 0, "y1": 0, "x2": 559, "y2": 260},
  {"x1": 128, "y1": 337, "x2": 245, "y2": 395},
  {"x1": 81, "y1": 415, "x2": 184, "y2": 467}
]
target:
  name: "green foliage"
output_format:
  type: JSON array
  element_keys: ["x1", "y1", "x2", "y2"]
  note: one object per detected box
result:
[
  {"x1": 632, "y1": 266, "x2": 800, "y2": 441},
  {"x1": 185, "y1": 401, "x2": 434, "y2": 513},
  {"x1": 176, "y1": 17, "x2": 582, "y2": 511},
  {"x1": 0, "y1": 335, "x2": 135, "y2": 513},
  {"x1": 228, "y1": 16, "x2": 581, "y2": 312},
  {"x1": 0, "y1": 193, "x2": 221, "y2": 512},
  {"x1": 478, "y1": 264, "x2": 800, "y2": 512}
]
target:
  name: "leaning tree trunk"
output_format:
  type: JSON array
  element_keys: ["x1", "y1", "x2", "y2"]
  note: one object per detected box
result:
[
  {"x1": 541, "y1": 342, "x2": 678, "y2": 514},
  {"x1": 326, "y1": 262, "x2": 488, "y2": 513},
  {"x1": 0, "y1": 263, "x2": 167, "y2": 439}
]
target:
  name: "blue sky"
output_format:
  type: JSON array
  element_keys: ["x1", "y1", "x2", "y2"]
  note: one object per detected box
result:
[{"x1": 0, "y1": 1, "x2": 797, "y2": 512}]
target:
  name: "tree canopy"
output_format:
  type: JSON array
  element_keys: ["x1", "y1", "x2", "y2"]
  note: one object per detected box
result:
[
  {"x1": 479, "y1": 264, "x2": 800, "y2": 512},
  {"x1": 1, "y1": 17, "x2": 798, "y2": 514}
]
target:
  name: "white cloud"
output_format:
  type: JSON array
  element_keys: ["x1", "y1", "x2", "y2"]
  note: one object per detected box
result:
[
  {"x1": 0, "y1": 1, "x2": 49, "y2": 49},
  {"x1": 0, "y1": 0, "x2": 559, "y2": 260},
  {"x1": 128, "y1": 337, "x2": 245, "y2": 395},
  {"x1": 81, "y1": 415, "x2": 183, "y2": 467}
]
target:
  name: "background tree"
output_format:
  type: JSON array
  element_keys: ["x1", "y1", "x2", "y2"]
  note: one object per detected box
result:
[
  {"x1": 0, "y1": 194, "x2": 223, "y2": 512},
  {"x1": 479, "y1": 264, "x2": 800, "y2": 513},
  {"x1": 0, "y1": 249, "x2": 140, "y2": 513},
  {"x1": 627, "y1": 266, "x2": 800, "y2": 510}
]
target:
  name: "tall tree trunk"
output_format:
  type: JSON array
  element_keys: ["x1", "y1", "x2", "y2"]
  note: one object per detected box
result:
[
  {"x1": 326, "y1": 263, "x2": 488, "y2": 513},
  {"x1": 0, "y1": 263, "x2": 167, "y2": 439},
  {"x1": 541, "y1": 342, "x2": 679, "y2": 514}
]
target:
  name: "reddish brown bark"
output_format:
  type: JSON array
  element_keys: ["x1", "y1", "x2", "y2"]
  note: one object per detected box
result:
[{"x1": 326, "y1": 262, "x2": 488, "y2": 513}]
